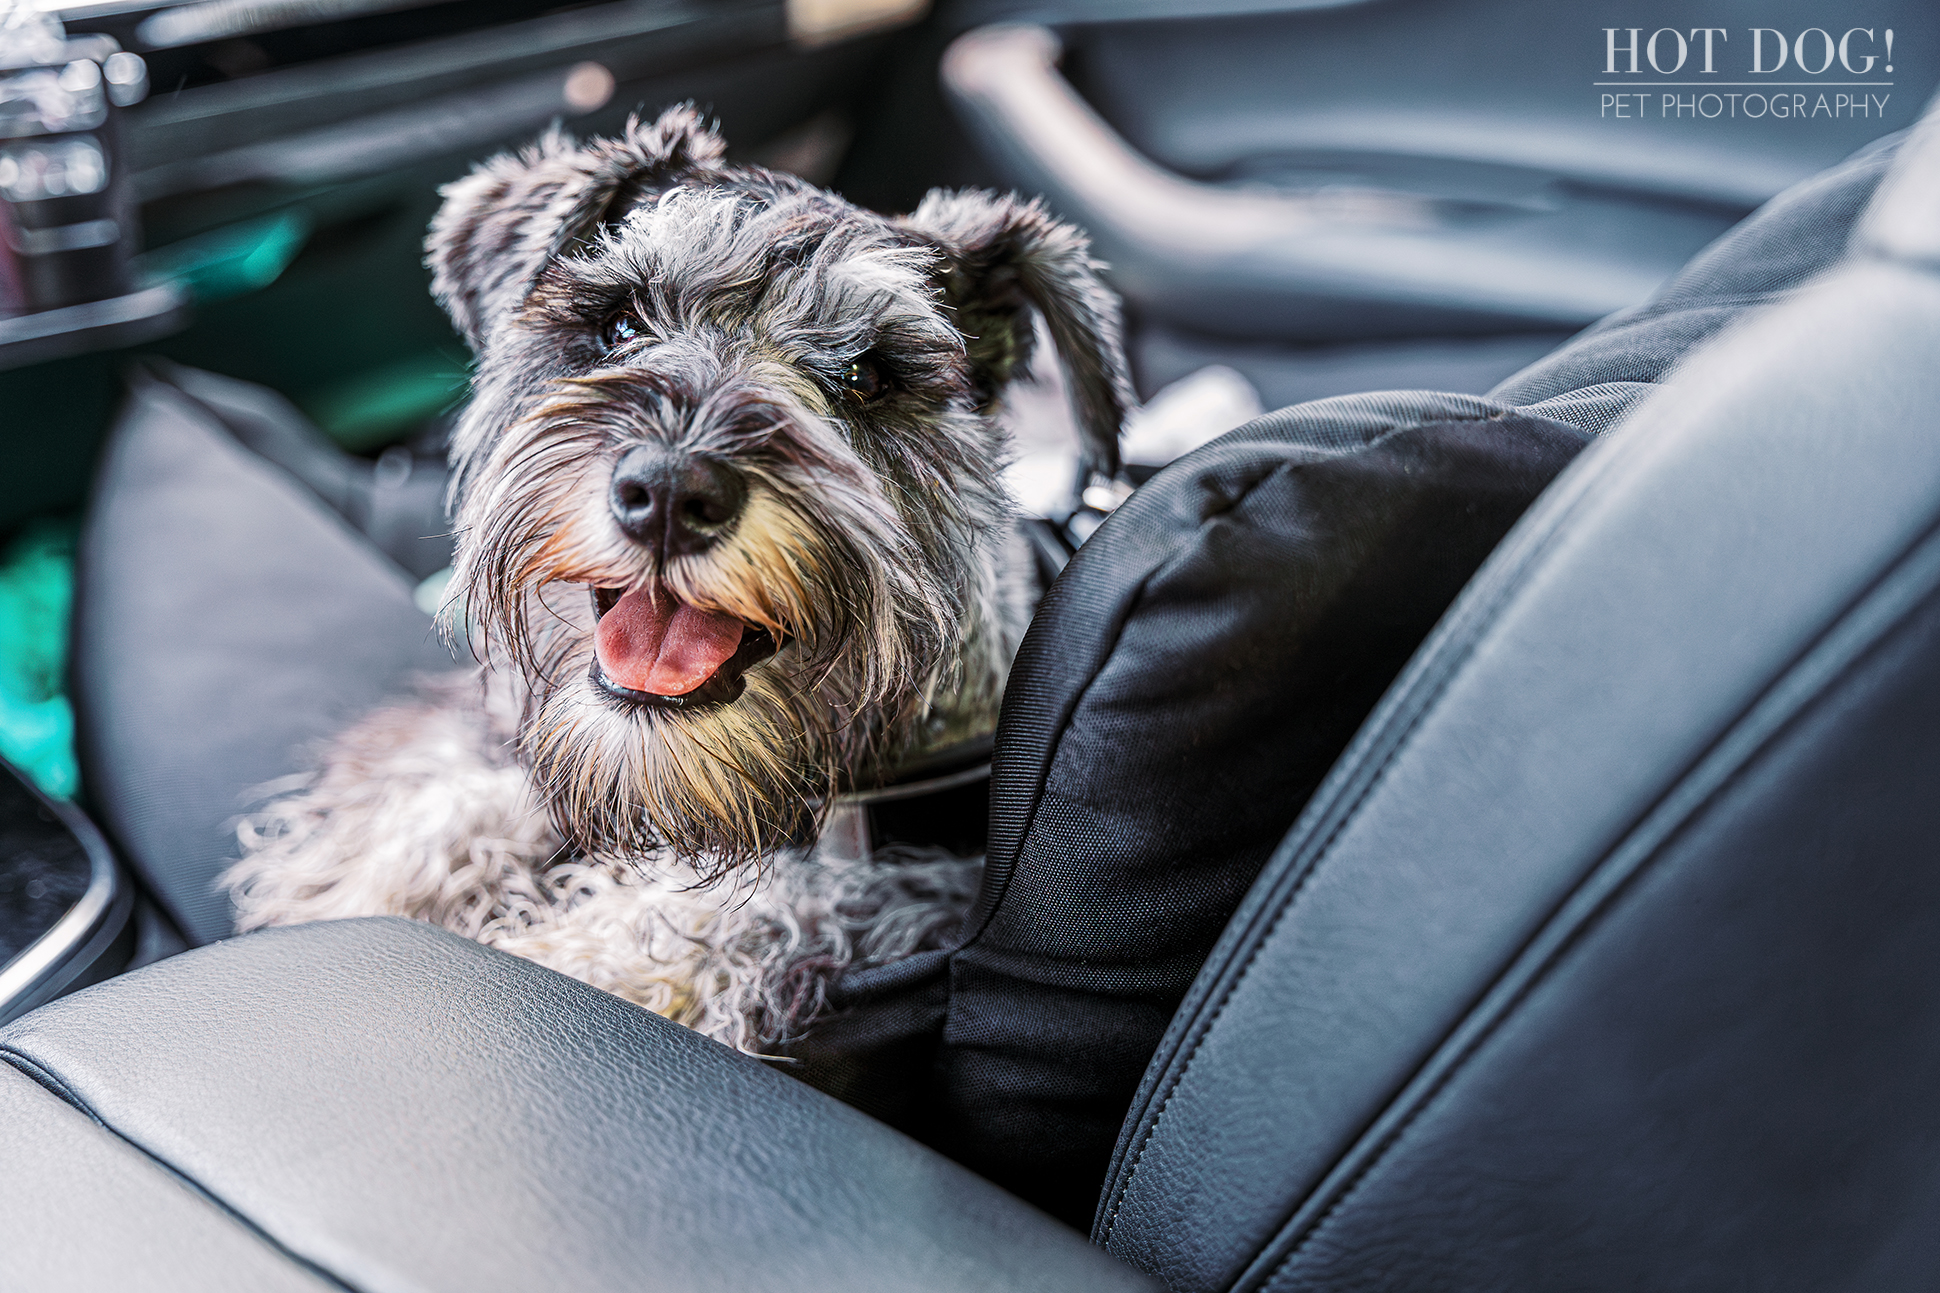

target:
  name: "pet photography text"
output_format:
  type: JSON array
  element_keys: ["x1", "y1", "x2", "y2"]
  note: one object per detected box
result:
[{"x1": 1596, "y1": 26, "x2": 1897, "y2": 121}]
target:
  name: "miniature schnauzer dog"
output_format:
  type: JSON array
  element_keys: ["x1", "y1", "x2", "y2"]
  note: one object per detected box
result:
[{"x1": 225, "y1": 106, "x2": 1131, "y2": 1052}]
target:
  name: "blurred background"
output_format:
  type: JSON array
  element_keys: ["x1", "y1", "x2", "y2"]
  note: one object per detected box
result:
[{"x1": 1, "y1": 0, "x2": 1935, "y2": 797}]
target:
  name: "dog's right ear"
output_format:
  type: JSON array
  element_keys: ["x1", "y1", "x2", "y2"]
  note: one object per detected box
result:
[{"x1": 426, "y1": 105, "x2": 727, "y2": 351}]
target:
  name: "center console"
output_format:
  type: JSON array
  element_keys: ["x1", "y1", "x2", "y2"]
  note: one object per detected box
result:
[{"x1": 0, "y1": 756, "x2": 131, "y2": 1026}]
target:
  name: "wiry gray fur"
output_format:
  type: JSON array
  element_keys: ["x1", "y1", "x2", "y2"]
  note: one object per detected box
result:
[{"x1": 229, "y1": 106, "x2": 1129, "y2": 1052}]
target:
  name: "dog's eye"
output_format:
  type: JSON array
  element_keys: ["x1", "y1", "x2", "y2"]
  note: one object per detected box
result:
[
  {"x1": 601, "y1": 314, "x2": 643, "y2": 351},
  {"x1": 839, "y1": 356, "x2": 887, "y2": 404}
]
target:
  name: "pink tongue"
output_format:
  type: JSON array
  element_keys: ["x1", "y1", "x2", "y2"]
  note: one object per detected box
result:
[{"x1": 594, "y1": 587, "x2": 746, "y2": 696}]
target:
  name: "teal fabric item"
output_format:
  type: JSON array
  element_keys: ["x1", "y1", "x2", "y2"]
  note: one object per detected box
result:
[{"x1": 0, "y1": 517, "x2": 78, "y2": 799}]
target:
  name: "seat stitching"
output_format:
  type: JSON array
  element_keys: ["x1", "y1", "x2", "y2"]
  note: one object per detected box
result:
[
  {"x1": 0, "y1": 1046, "x2": 364, "y2": 1292},
  {"x1": 957, "y1": 568, "x2": 1154, "y2": 949},
  {"x1": 1242, "y1": 510, "x2": 1940, "y2": 1293},
  {"x1": 0, "y1": 1046, "x2": 99, "y2": 1120}
]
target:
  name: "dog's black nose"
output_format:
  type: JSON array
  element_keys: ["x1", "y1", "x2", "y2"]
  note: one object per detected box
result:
[{"x1": 609, "y1": 444, "x2": 747, "y2": 559}]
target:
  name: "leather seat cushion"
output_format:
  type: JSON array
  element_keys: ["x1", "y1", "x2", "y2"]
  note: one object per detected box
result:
[
  {"x1": 0, "y1": 917, "x2": 1156, "y2": 1293},
  {"x1": 73, "y1": 365, "x2": 455, "y2": 945}
]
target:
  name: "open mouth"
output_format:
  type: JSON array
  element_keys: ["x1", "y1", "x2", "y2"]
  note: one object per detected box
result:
[{"x1": 589, "y1": 584, "x2": 778, "y2": 710}]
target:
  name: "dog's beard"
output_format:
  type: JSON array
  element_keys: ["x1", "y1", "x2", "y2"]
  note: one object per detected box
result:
[
  {"x1": 450, "y1": 372, "x2": 967, "y2": 874},
  {"x1": 524, "y1": 617, "x2": 843, "y2": 870}
]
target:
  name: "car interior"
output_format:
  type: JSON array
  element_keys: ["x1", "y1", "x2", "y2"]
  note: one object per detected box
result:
[{"x1": 3, "y1": 0, "x2": 1939, "y2": 1288}]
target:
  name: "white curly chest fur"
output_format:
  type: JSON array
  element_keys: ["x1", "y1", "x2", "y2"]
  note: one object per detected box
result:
[{"x1": 226, "y1": 680, "x2": 985, "y2": 1053}]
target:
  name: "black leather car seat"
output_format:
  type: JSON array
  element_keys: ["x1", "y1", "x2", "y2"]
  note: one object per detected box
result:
[
  {"x1": 5, "y1": 95, "x2": 1938, "y2": 1293},
  {"x1": 1093, "y1": 107, "x2": 1940, "y2": 1289}
]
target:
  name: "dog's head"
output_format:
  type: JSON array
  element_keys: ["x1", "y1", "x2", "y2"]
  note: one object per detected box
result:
[{"x1": 427, "y1": 106, "x2": 1130, "y2": 868}]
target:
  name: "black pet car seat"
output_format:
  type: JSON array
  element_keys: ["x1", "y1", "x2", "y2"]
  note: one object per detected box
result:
[{"x1": 4, "y1": 102, "x2": 1938, "y2": 1291}]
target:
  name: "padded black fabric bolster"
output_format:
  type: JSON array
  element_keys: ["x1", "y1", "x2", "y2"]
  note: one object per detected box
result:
[
  {"x1": 0, "y1": 918, "x2": 1157, "y2": 1293},
  {"x1": 930, "y1": 400, "x2": 1593, "y2": 1224},
  {"x1": 790, "y1": 390, "x2": 1604, "y2": 1223}
]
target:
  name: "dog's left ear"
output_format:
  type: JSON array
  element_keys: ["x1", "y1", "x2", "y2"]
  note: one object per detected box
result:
[
  {"x1": 899, "y1": 190, "x2": 1133, "y2": 480},
  {"x1": 426, "y1": 105, "x2": 727, "y2": 351}
]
